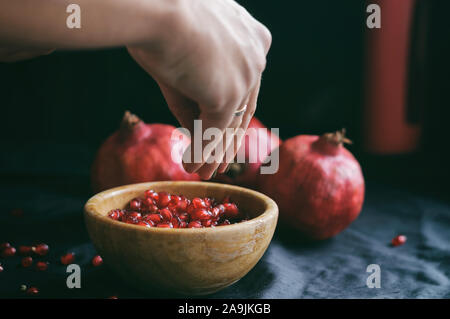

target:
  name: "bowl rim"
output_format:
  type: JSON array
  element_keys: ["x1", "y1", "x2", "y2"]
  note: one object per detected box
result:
[{"x1": 84, "y1": 181, "x2": 278, "y2": 234}]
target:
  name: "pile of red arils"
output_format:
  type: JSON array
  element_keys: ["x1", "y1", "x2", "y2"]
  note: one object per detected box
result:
[{"x1": 107, "y1": 190, "x2": 248, "y2": 228}]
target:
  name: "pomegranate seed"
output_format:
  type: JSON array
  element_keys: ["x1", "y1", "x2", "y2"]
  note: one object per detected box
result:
[
  {"x1": 212, "y1": 205, "x2": 225, "y2": 218},
  {"x1": 21, "y1": 257, "x2": 33, "y2": 268},
  {"x1": 18, "y1": 246, "x2": 33, "y2": 255},
  {"x1": 143, "y1": 197, "x2": 157, "y2": 211},
  {"x1": 136, "y1": 221, "x2": 152, "y2": 228},
  {"x1": 143, "y1": 214, "x2": 162, "y2": 224},
  {"x1": 160, "y1": 208, "x2": 173, "y2": 221},
  {"x1": 108, "y1": 295, "x2": 118, "y2": 299},
  {"x1": 108, "y1": 209, "x2": 124, "y2": 221},
  {"x1": 391, "y1": 235, "x2": 407, "y2": 247},
  {"x1": 1, "y1": 246, "x2": 16, "y2": 257},
  {"x1": 223, "y1": 203, "x2": 239, "y2": 219},
  {"x1": 202, "y1": 219, "x2": 213, "y2": 227},
  {"x1": 0, "y1": 264, "x2": 4, "y2": 272},
  {"x1": 179, "y1": 221, "x2": 187, "y2": 228},
  {"x1": 144, "y1": 189, "x2": 158, "y2": 200},
  {"x1": 157, "y1": 192, "x2": 171, "y2": 208},
  {"x1": 157, "y1": 222, "x2": 173, "y2": 228},
  {"x1": 0, "y1": 242, "x2": 11, "y2": 250},
  {"x1": 33, "y1": 243, "x2": 49, "y2": 256},
  {"x1": 61, "y1": 253, "x2": 75, "y2": 265},
  {"x1": 36, "y1": 261, "x2": 49, "y2": 271},
  {"x1": 92, "y1": 255, "x2": 103, "y2": 267},
  {"x1": 170, "y1": 195, "x2": 181, "y2": 205},
  {"x1": 177, "y1": 198, "x2": 188, "y2": 212},
  {"x1": 190, "y1": 208, "x2": 212, "y2": 221},
  {"x1": 26, "y1": 286, "x2": 39, "y2": 295},
  {"x1": 188, "y1": 221, "x2": 203, "y2": 228},
  {"x1": 192, "y1": 197, "x2": 207, "y2": 209},
  {"x1": 171, "y1": 216, "x2": 181, "y2": 228},
  {"x1": 128, "y1": 211, "x2": 142, "y2": 220},
  {"x1": 129, "y1": 199, "x2": 141, "y2": 211}
]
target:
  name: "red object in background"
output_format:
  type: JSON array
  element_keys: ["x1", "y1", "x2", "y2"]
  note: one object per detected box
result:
[
  {"x1": 259, "y1": 131, "x2": 365, "y2": 240},
  {"x1": 91, "y1": 111, "x2": 200, "y2": 192},
  {"x1": 364, "y1": 0, "x2": 428, "y2": 154}
]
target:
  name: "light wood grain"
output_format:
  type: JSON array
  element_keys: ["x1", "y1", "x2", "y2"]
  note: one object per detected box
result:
[{"x1": 84, "y1": 181, "x2": 278, "y2": 295}]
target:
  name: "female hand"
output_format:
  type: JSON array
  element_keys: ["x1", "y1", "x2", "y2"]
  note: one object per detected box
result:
[{"x1": 128, "y1": 0, "x2": 271, "y2": 179}]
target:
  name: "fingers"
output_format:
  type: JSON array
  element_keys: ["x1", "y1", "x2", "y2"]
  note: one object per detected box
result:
[
  {"x1": 217, "y1": 78, "x2": 260, "y2": 174},
  {"x1": 195, "y1": 108, "x2": 244, "y2": 179},
  {"x1": 157, "y1": 82, "x2": 199, "y2": 134},
  {"x1": 182, "y1": 105, "x2": 236, "y2": 178}
]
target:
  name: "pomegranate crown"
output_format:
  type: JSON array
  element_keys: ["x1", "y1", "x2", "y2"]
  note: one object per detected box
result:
[
  {"x1": 322, "y1": 128, "x2": 352, "y2": 146},
  {"x1": 120, "y1": 110, "x2": 142, "y2": 130}
]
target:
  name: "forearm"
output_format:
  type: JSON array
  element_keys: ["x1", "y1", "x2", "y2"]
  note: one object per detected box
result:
[{"x1": 0, "y1": 0, "x2": 177, "y2": 49}]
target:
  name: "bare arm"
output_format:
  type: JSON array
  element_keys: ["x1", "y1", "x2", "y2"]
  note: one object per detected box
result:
[
  {"x1": 0, "y1": 0, "x2": 272, "y2": 180},
  {"x1": 0, "y1": 0, "x2": 172, "y2": 49}
]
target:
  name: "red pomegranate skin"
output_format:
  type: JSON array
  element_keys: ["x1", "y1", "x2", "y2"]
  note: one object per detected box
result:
[
  {"x1": 214, "y1": 117, "x2": 281, "y2": 188},
  {"x1": 259, "y1": 134, "x2": 365, "y2": 240},
  {"x1": 91, "y1": 112, "x2": 200, "y2": 192}
]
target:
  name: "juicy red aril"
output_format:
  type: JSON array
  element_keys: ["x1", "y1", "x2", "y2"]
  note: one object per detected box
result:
[
  {"x1": 188, "y1": 221, "x2": 203, "y2": 228},
  {"x1": 92, "y1": 255, "x2": 103, "y2": 267},
  {"x1": 392, "y1": 235, "x2": 407, "y2": 247},
  {"x1": 108, "y1": 209, "x2": 124, "y2": 221},
  {"x1": 157, "y1": 222, "x2": 173, "y2": 228},
  {"x1": 33, "y1": 243, "x2": 49, "y2": 256},
  {"x1": 157, "y1": 192, "x2": 171, "y2": 208},
  {"x1": 128, "y1": 211, "x2": 142, "y2": 219},
  {"x1": 36, "y1": 261, "x2": 49, "y2": 271},
  {"x1": 160, "y1": 208, "x2": 173, "y2": 221},
  {"x1": 143, "y1": 214, "x2": 162, "y2": 224},
  {"x1": 136, "y1": 221, "x2": 152, "y2": 228},
  {"x1": 179, "y1": 221, "x2": 187, "y2": 228},
  {"x1": 192, "y1": 197, "x2": 207, "y2": 209},
  {"x1": 1, "y1": 246, "x2": 16, "y2": 257},
  {"x1": 21, "y1": 257, "x2": 33, "y2": 268},
  {"x1": 171, "y1": 217, "x2": 180, "y2": 228},
  {"x1": 0, "y1": 264, "x2": 3, "y2": 272},
  {"x1": 223, "y1": 203, "x2": 239, "y2": 218},
  {"x1": 190, "y1": 208, "x2": 212, "y2": 221},
  {"x1": 18, "y1": 246, "x2": 33, "y2": 255},
  {"x1": 144, "y1": 189, "x2": 158, "y2": 201},
  {"x1": 26, "y1": 287, "x2": 39, "y2": 295},
  {"x1": 202, "y1": 219, "x2": 213, "y2": 227},
  {"x1": 129, "y1": 199, "x2": 141, "y2": 211},
  {"x1": 61, "y1": 253, "x2": 75, "y2": 265}
]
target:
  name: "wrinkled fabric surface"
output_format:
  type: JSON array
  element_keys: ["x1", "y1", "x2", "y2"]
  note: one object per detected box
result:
[
  {"x1": 1, "y1": 181, "x2": 449, "y2": 299},
  {"x1": 0, "y1": 145, "x2": 449, "y2": 298}
]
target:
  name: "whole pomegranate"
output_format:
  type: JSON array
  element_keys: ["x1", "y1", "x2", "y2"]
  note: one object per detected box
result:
[
  {"x1": 259, "y1": 129, "x2": 364, "y2": 240},
  {"x1": 213, "y1": 117, "x2": 281, "y2": 189},
  {"x1": 91, "y1": 111, "x2": 199, "y2": 192}
]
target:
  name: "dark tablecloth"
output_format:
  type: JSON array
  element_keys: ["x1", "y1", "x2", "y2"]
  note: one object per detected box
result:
[{"x1": 1, "y1": 144, "x2": 449, "y2": 298}]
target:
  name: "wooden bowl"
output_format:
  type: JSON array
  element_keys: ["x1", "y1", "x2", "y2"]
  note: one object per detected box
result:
[{"x1": 84, "y1": 181, "x2": 278, "y2": 295}]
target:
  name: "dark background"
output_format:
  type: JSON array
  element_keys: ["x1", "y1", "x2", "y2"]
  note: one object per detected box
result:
[{"x1": 1, "y1": 0, "x2": 450, "y2": 299}]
